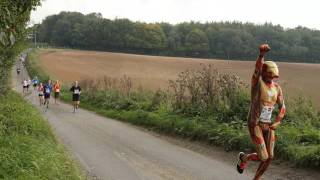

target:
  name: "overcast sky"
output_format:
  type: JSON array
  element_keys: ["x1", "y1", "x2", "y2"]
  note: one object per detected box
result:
[{"x1": 31, "y1": 0, "x2": 320, "y2": 30}]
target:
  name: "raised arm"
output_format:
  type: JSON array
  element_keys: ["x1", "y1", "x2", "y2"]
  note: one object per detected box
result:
[
  {"x1": 270, "y1": 87, "x2": 286, "y2": 130},
  {"x1": 251, "y1": 44, "x2": 270, "y2": 87}
]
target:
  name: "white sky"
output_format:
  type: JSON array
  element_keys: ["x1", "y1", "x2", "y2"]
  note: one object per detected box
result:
[{"x1": 31, "y1": 0, "x2": 320, "y2": 30}]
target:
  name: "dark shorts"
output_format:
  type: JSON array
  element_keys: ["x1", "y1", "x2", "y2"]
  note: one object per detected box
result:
[
  {"x1": 44, "y1": 94, "x2": 50, "y2": 99},
  {"x1": 54, "y1": 92, "x2": 60, "y2": 98},
  {"x1": 72, "y1": 94, "x2": 80, "y2": 101},
  {"x1": 39, "y1": 94, "x2": 43, "y2": 97},
  {"x1": 23, "y1": 86, "x2": 27, "y2": 89}
]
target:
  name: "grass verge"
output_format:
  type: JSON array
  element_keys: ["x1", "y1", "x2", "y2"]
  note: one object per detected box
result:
[
  {"x1": 25, "y1": 48, "x2": 50, "y2": 82},
  {"x1": 0, "y1": 91, "x2": 84, "y2": 179}
]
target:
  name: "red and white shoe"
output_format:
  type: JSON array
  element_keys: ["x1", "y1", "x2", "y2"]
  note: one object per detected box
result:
[{"x1": 236, "y1": 152, "x2": 247, "y2": 174}]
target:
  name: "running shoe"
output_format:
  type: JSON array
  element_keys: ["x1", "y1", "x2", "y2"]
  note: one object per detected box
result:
[{"x1": 236, "y1": 152, "x2": 247, "y2": 174}]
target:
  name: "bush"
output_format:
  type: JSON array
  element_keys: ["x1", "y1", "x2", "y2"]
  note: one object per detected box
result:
[{"x1": 169, "y1": 64, "x2": 249, "y2": 121}]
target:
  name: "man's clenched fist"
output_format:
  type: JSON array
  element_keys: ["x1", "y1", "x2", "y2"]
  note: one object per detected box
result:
[{"x1": 259, "y1": 44, "x2": 271, "y2": 55}]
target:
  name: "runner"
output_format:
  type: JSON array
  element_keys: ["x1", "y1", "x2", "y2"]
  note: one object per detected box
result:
[
  {"x1": 22, "y1": 79, "x2": 28, "y2": 94},
  {"x1": 20, "y1": 55, "x2": 26, "y2": 67},
  {"x1": 43, "y1": 80, "x2": 52, "y2": 109},
  {"x1": 38, "y1": 82, "x2": 44, "y2": 106},
  {"x1": 53, "y1": 80, "x2": 61, "y2": 105},
  {"x1": 70, "y1": 81, "x2": 81, "y2": 113},
  {"x1": 16, "y1": 67, "x2": 21, "y2": 75},
  {"x1": 19, "y1": 55, "x2": 23, "y2": 64},
  {"x1": 27, "y1": 79, "x2": 31, "y2": 92},
  {"x1": 236, "y1": 44, "x2": 286, "y2": 180},
  {"x1": 32, "y1": 76, "x2": 39, "y2": 90}
]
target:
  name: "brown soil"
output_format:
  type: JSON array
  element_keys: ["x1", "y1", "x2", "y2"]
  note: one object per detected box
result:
[{"x1": 39, "y1": 49, "x2": 320, "y2": 107}]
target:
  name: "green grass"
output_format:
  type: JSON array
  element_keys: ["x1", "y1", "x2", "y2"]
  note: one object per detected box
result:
[{"x1": 0, "y1": 91, "x2": 85, "y2": 179}]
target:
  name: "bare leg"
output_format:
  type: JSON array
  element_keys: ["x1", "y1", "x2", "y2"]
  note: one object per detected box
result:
[
  {"x1": 45, "y1": 98, "x2": 49, "y2": 108},
  {"x1": 73, "y1": 101, "x2": 76, "y2": 113}
]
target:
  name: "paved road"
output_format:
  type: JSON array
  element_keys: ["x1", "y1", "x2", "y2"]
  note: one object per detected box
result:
[{"x1": 12, "y1": 62, "x2": 319, "y2": 180}]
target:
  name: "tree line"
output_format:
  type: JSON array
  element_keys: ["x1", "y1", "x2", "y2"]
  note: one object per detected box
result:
[{"x1": 35, "y1": 11, "x2": 320, "y2": 63}]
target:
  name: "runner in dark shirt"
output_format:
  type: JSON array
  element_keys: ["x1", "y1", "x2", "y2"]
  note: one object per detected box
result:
[
  {"x1": 43, "y1": 80, "x2": 52, "y2": 109},
  {"x1": 70, "y1": 81, "x2": 81, "y2": 113}
]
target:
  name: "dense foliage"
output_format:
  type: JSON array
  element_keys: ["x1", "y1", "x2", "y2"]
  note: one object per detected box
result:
[
  {"x1": 36, "y1": 11, "x2": 320, "y2": 63},
  {"x1": 0, "y1": 0, "x2": 41, "y2": 94}
]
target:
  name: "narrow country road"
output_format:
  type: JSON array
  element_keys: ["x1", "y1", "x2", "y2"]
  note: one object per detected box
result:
[{"x1": 11, "y1": 62, "x2": 319, "y2": 180}]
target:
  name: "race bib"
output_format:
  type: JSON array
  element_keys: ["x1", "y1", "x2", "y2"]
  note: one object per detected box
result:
[
  {"x1": 56, "y1": 89, "x2": 60, "y2": 92},
  {"x1": 74, "y1": 89, "x2": 80, "y2": 94},
  {"x1": 259, "y1": 106, "x2": 274, "y2": 123},
  {"x1": 45, "y1": 88, "x2": 50, "y2": 94}
]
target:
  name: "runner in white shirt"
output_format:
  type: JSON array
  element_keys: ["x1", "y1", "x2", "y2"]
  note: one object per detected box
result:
[
  {"x1": 22, "y1": 79, "x2": 28, "y2": 94},
  {"x1": 27, "y1": 79, "x2": 31, "y2": 92},
  {"x1": 38, "y1": 83, "x2": 44, "y2": 105}
]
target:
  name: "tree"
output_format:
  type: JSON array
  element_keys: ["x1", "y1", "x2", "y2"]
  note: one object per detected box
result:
[
  {"x1": 167, "y1": 28, "x2": 183, "y2": 54},
  {"x1": 141, "y1": 24, "x2": 166, "y2": 51},
  {"x1": 0, "y1": 0, "x2": 41, "y2": 94},
  {"x1": 185, "y1": 29, "x2": 209, "y2": 57}
]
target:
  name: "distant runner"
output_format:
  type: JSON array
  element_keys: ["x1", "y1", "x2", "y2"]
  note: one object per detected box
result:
[
  {"x1": 70, "y1": 81, "x2": 81, "y2": 113},
  {"x1": 32, "y1": 76, "x2": 39, "y2": 90},
  {"x1": 53, "y1": 80, "x2": 61, "y2": 105},
  {"x1": 27, "y1": 79, "x2": 31, "y2": 92},
  {"x1": 38, "y1": 82, "x2": 44, "y2": 106},
  {"x1": 43, "y1": 80, "x2": 52, "y2": 109},
  {"x1": 236, "y1": 44, "x2": 286, "y2": 180},
  {"x1": 16, "y1": 67, "x2": 21, "y2": 75},
  {"x1": 22, "y1": 79, "x2": 28, "y2": 94}
]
